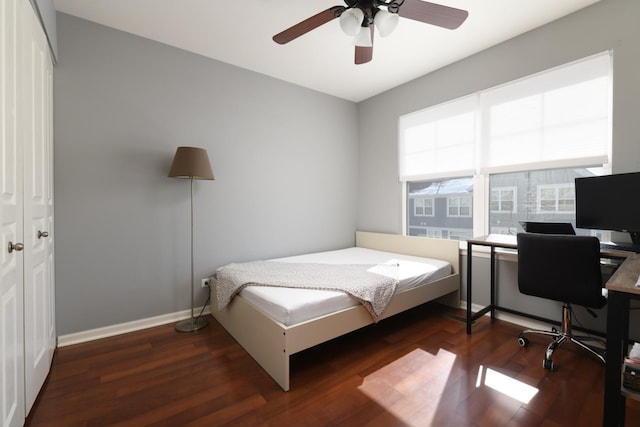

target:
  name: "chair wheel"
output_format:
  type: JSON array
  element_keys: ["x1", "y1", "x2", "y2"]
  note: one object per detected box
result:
[
  {"x1": 543, "y1": 358, "x2": 554, "y2": 371},
  {"x1": 518, "y1": 336, "x2": 529, "y2": 347}
]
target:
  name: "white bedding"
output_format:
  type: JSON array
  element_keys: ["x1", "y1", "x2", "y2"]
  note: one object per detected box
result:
[{"x1": 236, "y1": 247, "x2": 451, "y2": 326}]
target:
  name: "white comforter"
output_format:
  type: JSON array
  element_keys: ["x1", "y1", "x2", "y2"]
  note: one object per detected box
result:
[
  {"x1": 214, "y1": 247, "x2": 452, "y2": 326},
  {"x1": 216, "y1": 261, "x2": 399, "y2": 321}
]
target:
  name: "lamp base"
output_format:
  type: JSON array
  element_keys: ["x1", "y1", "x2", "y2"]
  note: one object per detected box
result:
[{"x1": 175, "y1": 316, "x2": 208, "y2": 333}]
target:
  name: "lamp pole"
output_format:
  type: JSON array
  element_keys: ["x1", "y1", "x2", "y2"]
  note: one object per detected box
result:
[
  {"x1": 168, "y1": 146, "x2": 213, "y2": 333},
  {"x1": 175, "y1": 176, "x2": 208, "y2": 332}
]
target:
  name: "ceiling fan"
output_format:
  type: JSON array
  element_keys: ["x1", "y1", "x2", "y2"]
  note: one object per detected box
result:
[{"x1": 273, "y1": 0, "x2": 469, "y2": 65}]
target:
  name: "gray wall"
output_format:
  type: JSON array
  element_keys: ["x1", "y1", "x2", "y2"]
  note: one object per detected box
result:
[
  {"x1": 54, "y1": 13, "x2": 359, "y2": 335},
  {"x1": 56, "y1": 0, "x2": 640, "y2": 337},
  {"x1": 357, "y1": 0, "x2": 640, "y2": 332}
]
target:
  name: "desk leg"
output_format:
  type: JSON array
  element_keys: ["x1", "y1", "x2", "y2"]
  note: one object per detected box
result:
[
  {"x1": 466, "y1": 241, "x2": 473, "y2": 334},
  {"x1": 603, "y1": 290, "x2": 629, "y2": 426},
  {"x1": 490, "y1": 246, "x2": 496, "y2": 320}
]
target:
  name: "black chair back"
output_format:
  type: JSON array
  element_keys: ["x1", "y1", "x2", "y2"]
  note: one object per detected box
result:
[{"x1": 516, "y1": 233, "x2": 606, "y2": 308}]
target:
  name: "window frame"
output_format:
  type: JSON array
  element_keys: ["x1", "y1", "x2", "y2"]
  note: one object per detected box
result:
[
  {"x1": 447, "y1": 196, "x2": 472, "y2": 218},
  {"x1": 490, "y1": 186, "x2": 518, "y2": 214},
  {"x1": 536, "y1": 183, "x2": 575, "y2": 214},
  {"x1": 399, "y1": 51, "x2": 612, "y2": 241},
  {"x1": 414, "y1": 197, "x2": 435, "y2": 217}
]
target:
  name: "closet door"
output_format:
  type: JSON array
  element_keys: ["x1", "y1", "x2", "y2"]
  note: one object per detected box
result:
[
  {"x1": 22, "y1": 0, "x2": 55, "y2": 413},
  {"x1": 1, "y1": 0, "x2": 26, "y2": 425}
]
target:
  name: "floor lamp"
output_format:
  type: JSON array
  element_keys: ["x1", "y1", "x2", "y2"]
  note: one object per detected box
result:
[{"x1": 168, "y1": 146, "x2": 215, "y2": 332}]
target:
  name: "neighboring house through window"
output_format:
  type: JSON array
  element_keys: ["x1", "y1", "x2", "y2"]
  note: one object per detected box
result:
[{"x1": 407, "y1": 178, "x2": 473, "y2": 239}]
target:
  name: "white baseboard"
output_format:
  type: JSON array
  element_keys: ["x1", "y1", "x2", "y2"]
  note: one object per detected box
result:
[
  {"x1": 57, "y1": 306, "x2": 211, "y2": 347},
  {"x1": 55, "y1": 301, "x2": 567, "y2": 348}
]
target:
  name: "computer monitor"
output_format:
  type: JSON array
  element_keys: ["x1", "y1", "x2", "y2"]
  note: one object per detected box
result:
[
  {"x1": 575, "y1": 172, "x2": 640, "y2": 246},
  {"x1": 519, "y1": 221, "x2": 576, "y2": 235}
]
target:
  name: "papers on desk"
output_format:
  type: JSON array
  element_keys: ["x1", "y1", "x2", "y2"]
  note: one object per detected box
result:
[{"x1": 486, "y1": 234, "x2": 517, "y2": 245}]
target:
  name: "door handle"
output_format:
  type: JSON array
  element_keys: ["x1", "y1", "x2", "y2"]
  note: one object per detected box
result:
[
  {"x1": 38, "y1": 230, "x2": 49, "y2": 239},
  {"x1": 8, "y1": 241, "x2": 24, "y2": 253}
]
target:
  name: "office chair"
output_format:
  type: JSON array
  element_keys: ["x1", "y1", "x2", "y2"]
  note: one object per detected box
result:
[{"x1": 516, "y1": 233, "x2": 607, "y2": 371}]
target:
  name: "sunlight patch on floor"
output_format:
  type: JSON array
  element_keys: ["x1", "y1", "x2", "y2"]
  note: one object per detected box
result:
[
  {"x1": 358, "y1": 348, "x2": 456, "y2": 426},
  {"x1": 476, "y1": 365, "x2": 538, "y2": 404}
]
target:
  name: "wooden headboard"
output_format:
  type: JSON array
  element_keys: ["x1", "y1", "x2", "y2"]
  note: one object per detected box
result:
[{"x1": 355, "y1": 231, "x2": 460, "y2": 274}]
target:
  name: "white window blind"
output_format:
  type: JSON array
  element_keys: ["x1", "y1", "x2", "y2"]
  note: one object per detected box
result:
[
  {"x1": 480, "y1": 52, "x2": 611, "y2": 173},
  {"x1": 398, "y1": 51, "x2": 611, "y2": 181},
  {"x1": 398, "y1": 95, "x2": 477, "y2": 181}
]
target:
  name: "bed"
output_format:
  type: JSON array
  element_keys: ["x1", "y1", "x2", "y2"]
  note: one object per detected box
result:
[{"x1": 210, "y1": 231, "x2": 460, "y2": 391}]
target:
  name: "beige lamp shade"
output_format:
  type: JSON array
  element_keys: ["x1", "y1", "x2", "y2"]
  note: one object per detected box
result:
[{"x1": 168, "y1": 146, "x2": 215, "y2": 180}]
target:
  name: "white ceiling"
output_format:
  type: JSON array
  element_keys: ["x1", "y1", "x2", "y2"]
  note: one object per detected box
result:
[{"x1": 53, "y1": 0, "x2": 600, "y2": 102}]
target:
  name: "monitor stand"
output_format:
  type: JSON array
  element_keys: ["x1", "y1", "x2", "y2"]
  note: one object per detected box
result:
[{"x1": 603, "y1": 233, "x2": 640, "y2": 253}]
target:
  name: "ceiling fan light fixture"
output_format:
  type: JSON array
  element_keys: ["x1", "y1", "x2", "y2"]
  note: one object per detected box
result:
[
  {"x1": 339, "y1": 8, "x2": 365, "y2": 37},
  {"x1": 374, "y1": 10, "x2": 399, "y2": 37},
  {"x1": 354, "y1": 26, "x2": 373, "y2": 47},
  {"x1": 272, "y1": 1, "x2": 469, "y2": 65}
]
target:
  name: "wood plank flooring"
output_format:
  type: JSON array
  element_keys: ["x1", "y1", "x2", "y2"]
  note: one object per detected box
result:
[{"x1": 26, "y1": 303, "x2": 640, "y2": 426}]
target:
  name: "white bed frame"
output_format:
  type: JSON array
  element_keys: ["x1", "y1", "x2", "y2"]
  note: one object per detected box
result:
[{"x1": 210, "y1": 231, "x2": 460, "y2": 391}]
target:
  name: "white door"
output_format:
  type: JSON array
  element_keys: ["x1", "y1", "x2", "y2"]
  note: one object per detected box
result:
[
  {"x1": 1, "y1": 0, "x2": 26, "y2": 425},
  {"x1": 22, "y1": 0, "x2": 55, "y2": 413}
]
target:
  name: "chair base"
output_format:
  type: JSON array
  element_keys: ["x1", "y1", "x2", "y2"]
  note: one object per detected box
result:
[{"x1": 517, "y1": 303, "x2": 605, "y2": 371}]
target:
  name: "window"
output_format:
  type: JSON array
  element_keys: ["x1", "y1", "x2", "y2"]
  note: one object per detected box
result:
[
  {"x1": 488, "y1": 168, "x2": 595, "y2": 235},
  {"x1": 407, "y1": 178, "x2": 473, "y2": 240},
  {"x1": 491, "y1": 187, "x2": 517, "y2": 213},
  {"x1": 448, "y1": 197, "x2": 472, "y2": 217},
  {"x1": 400, "y1": 52, "x2": 611, "y2": 240},
  {"x1": 414, "y1": 198, "x2": 434, "y2": 216},
  {"x1": 537, "y1": 184, "x2": 575, "y2": 214}
]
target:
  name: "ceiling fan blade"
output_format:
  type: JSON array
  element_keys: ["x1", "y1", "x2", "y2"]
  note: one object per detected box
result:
[
  {"x1": 397, "y1": 0, "x2": 468, "y2": 30},
  {"x1": 355, "y1": 46, "x2": 373, "y2": 64},
  {"x1": 273, "y1": 6, "x2": 345, "y2": 44},
  {"x1": 355, "y1": 26, "x2": 374, "y2": 65}
]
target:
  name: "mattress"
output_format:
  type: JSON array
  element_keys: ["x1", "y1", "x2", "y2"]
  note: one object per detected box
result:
[{"x1": 236, "y1": 247, "x2": 451, "y2": 326}]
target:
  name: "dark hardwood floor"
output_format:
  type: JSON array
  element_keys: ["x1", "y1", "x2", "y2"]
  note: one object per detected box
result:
[{"x1": 26, "y1": 303, "x2": 640, "y2": 426}]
